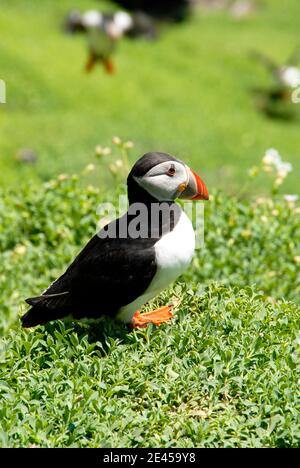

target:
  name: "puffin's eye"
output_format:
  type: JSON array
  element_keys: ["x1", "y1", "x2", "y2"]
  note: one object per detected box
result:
[{"x1": 166, "y1": 165, "x2": 176, "y2": 177}]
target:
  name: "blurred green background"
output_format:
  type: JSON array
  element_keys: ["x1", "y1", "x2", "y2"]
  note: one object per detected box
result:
[{"x1": 0, "y1": 0, "x2": 299, "y2": 193}]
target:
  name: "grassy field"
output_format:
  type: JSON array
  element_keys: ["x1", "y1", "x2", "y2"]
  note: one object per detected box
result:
[
  {"x1": 0, "y1": 0, "x2": 300, "y2": 193},
  {"x1": 0, "y1": 0, "x2": 300, "y2": 448},
  {"x1": 0, "y1": 170, "x2": 299, "y2": 447}
]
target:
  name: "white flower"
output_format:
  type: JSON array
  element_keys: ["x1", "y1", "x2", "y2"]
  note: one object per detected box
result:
[
  {"x1": 262, "y1": 149, "x2": 293, "y2": 180},
  {"x1": 284, "y1": 194, "x2": 298, "y2": 203},
  {"x1": 274, "y1": 177, "x2": 284, "y2": 187},
  {"x1": 115, "y1": 159, "x2": 123, "y2": 168},
  {"x1": 123, "y1": 140, "x2": 134, "y2": 149},
  {"x1": 277, "y1": 161, "x2": 293, "y2": 178},
  {"x1": 109, "y1": 163, "x2": 117, "y2": 175},
  {"x1": 85, "y1": 163, "x2": 95, "y2": 172},
  {"x1": 102, "y1": 147, "x2": 112, "y2": 155},
  {"x1": 14, "y1": 244, "x2": 27, "y2": 255},
  {"x1": 95, "y1": 145, "x2": 111, "y2": 156},
  {"x1": 112, "y1": 136, "x2": 122, "y2": 145},
  {"x1": 262, "y1": 148, "x2": 281, "y2": 166},
  {"x1": 279, "y1": 66, "x2": 300, "y2": 89}
]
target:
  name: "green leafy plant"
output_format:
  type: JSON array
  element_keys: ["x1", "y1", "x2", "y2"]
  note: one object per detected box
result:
[{"x1": 0, "y1": 146, "x2": 299, "y2": 447}]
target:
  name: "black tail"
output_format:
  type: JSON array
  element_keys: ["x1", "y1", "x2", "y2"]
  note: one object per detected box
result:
[
  {"x1": 21, "y1": 291, "x2": 70, "y2": 328},
  {"x1": 21, "y1": 306, "x2": 67, "y2": 328}
]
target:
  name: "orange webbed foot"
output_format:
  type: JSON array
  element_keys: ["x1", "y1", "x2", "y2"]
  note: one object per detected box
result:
[{"x1": 131, "y1": 305, "x2": 174, "y2": 328}]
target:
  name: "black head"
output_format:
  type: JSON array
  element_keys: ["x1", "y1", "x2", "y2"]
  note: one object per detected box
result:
[{"x1": 127, "y1": 152, "x2": 209, "y2": 205}]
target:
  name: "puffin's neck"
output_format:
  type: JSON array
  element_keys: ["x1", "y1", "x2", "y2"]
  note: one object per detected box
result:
[
  {"x1": 127, "y1": 174, "x2": 170, "y2": 207},
  {"x1": 126, "y1": 175, "x2": 181, "y2": 237}
]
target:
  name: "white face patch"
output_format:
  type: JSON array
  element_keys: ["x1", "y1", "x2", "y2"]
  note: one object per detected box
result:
[
  {"x1": 82, "y1": 10, "x2": 103, "y2": 28},
  {"x1": 113, "y1": 11, "x2": 133, "y2": 32},
  {"x1": 134, "y1": 161, "x2": 189, "y2": 201}
]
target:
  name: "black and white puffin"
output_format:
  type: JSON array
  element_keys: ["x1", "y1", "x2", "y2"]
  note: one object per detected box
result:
[
  {"x1": 21, "y1": 152, "x2": 209, "y2": 329},
  {"x1": 64, "y1": 10, "x2": 156, "y2": 73}
]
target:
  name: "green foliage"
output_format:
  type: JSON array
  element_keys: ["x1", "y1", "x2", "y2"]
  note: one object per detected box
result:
[
  {"x1": 0, "y1": 175, "x2": 299, "y2": 447},
  {"x1": 1, "y1": 0, "x2": 300, "y2": 193},
  {"x1": 191, "y1": 192, "x2": 300, "y2": 302},
  {"x1": 1, "y1": 284, "x2": 299, "y2": 448}
]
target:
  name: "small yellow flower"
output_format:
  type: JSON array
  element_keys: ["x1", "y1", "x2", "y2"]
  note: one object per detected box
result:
[
  {"x1": 115, "y1": 159, "x2": 123, "y2": 168},
  {"x1": 241, "y1": 229, "x2": 252, "y2": 238},
  {"x1": 14, "y1": 245, "x2": 27, "y2": 255},
  {"x1": 112, "y1": 136, "x2": 122, "y2": 145},
  {"x1": 272, "y1": 209, "x2": 279, "y2": 216},
  {"x1": 261, "y1": 215, "x2": 268, "y2": 223},
  {"x1": 256, "y1": 197, "x2": 268, "y2": 205},
  {"x1": 262, "y1": 148, "x2": 281, "y2": 166},
  {"x1": 102, "y1": 147, "x2": 112, "y2": 155},
  {"x1": 274, "y1": 177, "x2": 284, "y2": 187},
  {"x1": 85, "y1": 163, "x2": 95, "y2": 173},
  {"x1": 95, "y1": 145, "x2": 103, "y2": 156},
  {"x1": 87, "y1": 185, "x2": 99, "y2": 194},
  {"x1": 123, "y1": 140, "x2": 134, "y2": 149},
  {"x1": 58, "y1": 174, "x2": 68, "y2": 181},
  {"x1": 109, "y1": 163, "x2": 118, "y2": 175},
  {"x1": 294, "y1": 256, "x2": 300, "y2": 264},
  {"x1": 95, "y1": 145, "x2": 111, "y2": 156}
]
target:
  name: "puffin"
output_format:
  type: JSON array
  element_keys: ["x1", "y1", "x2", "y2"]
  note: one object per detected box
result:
[
  {"x1": 21, "y1": 152, "x2": 209, "y2": 329},
  {"x1": 252, "y1": 48, "x2": 300, "y2": 119},
  {"x1": 83, "y1": 10, "x2": 130, "y2": 74},
  {"x1": 64, "y1": 10, "x2": 156, "y2": 73},
  {"x1": 252, "y1": 48, "x2": 300, "y2": 90}
]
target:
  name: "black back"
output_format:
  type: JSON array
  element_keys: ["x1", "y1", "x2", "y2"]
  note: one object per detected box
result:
[{"x1": 22, "y1": 155, "x2": 181, "y2": 326}]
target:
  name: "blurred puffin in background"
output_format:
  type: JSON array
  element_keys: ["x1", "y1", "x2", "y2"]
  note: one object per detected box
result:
[
  {"x1": 253, "y1": 48, "x2": 300, "y2": 91},
  {"x1": 22, "y1": 152, "x2": 209, "y2": 329},
  {"x1": 64, "y1": 9, "x2": 156, "y2": 73},
  {"x1": 252, "y1": 47, "x2": 300, "y2": 119}
]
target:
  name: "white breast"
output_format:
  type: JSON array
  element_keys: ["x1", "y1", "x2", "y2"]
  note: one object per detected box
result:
[{"x1": 117, "y1": 209, "x2": 195, "y2": 323}]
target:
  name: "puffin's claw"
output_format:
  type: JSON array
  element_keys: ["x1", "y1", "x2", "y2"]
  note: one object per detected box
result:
[{"x1": 131, "y1": 305, "x2": 174, "y2": 328}]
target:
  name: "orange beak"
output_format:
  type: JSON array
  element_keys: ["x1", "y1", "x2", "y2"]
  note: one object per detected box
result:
[{"x1": 178, "y1": 166, "x2": 209, "y2": 201}]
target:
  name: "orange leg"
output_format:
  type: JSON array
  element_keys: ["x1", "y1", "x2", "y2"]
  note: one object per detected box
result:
[
  {"x1": 103, "y1": 58, "x2": 115, "y2": 74},
  {"x1": 131, "y1": 305, "x2": 173, "y2": 328},
  {"x1": 85, "y1": 53, "x2": 97, "y2": 73}
]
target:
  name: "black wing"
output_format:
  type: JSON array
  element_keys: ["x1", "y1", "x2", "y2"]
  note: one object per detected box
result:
[{"x1": 22, "y1": 216, "x2": 157, "y2": 327}]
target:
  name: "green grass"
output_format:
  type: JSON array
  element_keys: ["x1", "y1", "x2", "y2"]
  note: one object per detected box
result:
[
  {"x1": 1, "y1": 284, "x2": 299, "y2": 448},
  {"x1": 0, "y1": 171, "x2": 299, "y2": 447},
  {"x1": 1, "y1": 0, "x2": 300, "y2": 448},
  {"x1": 0, "y1": 0, "x2": 300, "y2": 193}
]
